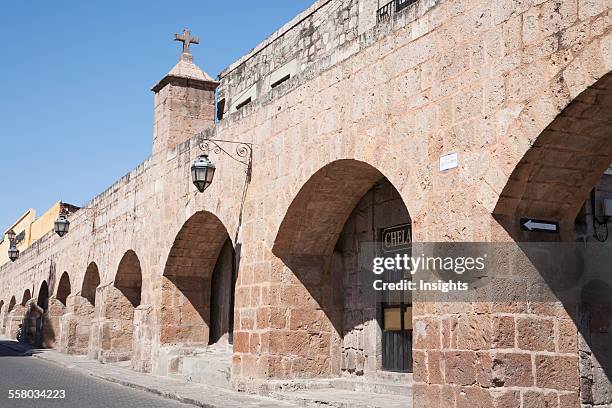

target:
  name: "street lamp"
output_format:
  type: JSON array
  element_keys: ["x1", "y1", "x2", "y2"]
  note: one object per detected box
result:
[
  {"x1": 53, "y1": 207, "x2": 96, "y2": 239},
  {"x1": 6, "y1": 229, "x2": 19, "y2": 262},
  {"x1": 54, "y1": 215, "x2": 70, "y2": 237},
  {"x1": 192, "y1": 132, "x2": 252, "y2": 193},
  {"x1": 191, "y1": 154, "x2": 216, "y2": 193},
  {"x1": 8, "y1": 245, "x2": 19, "y2": 262}
]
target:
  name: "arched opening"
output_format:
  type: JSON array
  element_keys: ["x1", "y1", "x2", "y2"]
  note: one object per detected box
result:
[
  {"x1": 31, "y1": 280, "x2": 52, "y2": 347},
  {"x1": 82, "y1": 262, "x2": 100, "y2": 306},
  {"x1": 493, "y1": 71, "x2": 612, "y2": 406},
  {"x1": 20, "y1": 289, "x2": 33, "y2": 343},
  {"x1": 157, "y1": 211, "x2": 236, "y2": 381},
  {"x1": 21, "y1": 289, "x2": 31, "y2": 306},
  {"x1": 56, "y1": 272, "x2": 71, "y2": 306},
  {"x1": 267, "y1": 160, "x2": 412, "y2": 390},
  {"x1": 37, "y1": 281, "x2": 49, "y2": 311},
  {"x1": 160, "y1": 211, "x2": 235, "y2": 348},
  {"x1": 115, "y1": 250, "x2": 142, "y2": 308},
  {"x1": 494, "y1": 72, "x2": 612, "y2": 237},
  {"x1": 8, "y1": 296, "x2": 16, "y2": 313}
]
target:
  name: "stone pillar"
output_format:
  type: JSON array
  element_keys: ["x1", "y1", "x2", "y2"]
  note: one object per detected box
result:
[
  {"x1": 151, "y1": 52, "x2": 218, "y2": 156},
  {"x1": 6, "y1": 305, "x2": 26, "y2": 341},
  {"x1": 40, "y1": 297, "x2": 65, "y2": 348},
  {"x1": 90, "y1": 284, "x2": 136, "y2": 363},
  {"x1": 58, "y1": 294, "x2": 95, "y2": 354},
  {"x1": 88, "y1": 284, "x2": 107, "y2": 361},
  {"x1": 24, "y1": 300, "x2": 38, "y2": 345},
  {"x1": 131, "y1": 304, "x2": 154, "y2": 372}
]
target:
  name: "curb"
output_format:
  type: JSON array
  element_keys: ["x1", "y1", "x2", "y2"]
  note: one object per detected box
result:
[{"x1": 32, "y1": 352, "x2": 217, "y2": 408}]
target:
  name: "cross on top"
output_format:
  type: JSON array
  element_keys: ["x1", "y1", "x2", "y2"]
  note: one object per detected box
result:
[{"x1": 174, "y1": 29, "x2": 199, "y2": 55}]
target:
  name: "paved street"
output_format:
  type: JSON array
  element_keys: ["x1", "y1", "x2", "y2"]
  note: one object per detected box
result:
[{"x1": 0, "y1": 341, "x2": 192, "y2": 408}]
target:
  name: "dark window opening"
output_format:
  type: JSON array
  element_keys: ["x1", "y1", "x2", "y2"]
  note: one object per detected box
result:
[
  {"x1": 271, "y1": 74, "x2": 291, "y2": 89},
  {"x1": 377, "y1": 0, "x2": 418, "y2": 24},
  {"x1": 235, "y1": 97, "x2": 251, "y2": 111},
  {"x1": 216, "y1": 98, "x2": 225, "y2": 121}
]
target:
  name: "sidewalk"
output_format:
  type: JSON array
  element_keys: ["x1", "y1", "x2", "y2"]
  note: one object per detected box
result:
[{"x1": 31, "y1": 349, "x2": 295, "y2": 408}]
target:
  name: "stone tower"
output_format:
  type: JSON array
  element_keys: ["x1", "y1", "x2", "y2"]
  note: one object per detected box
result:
[{"x1": 151, "y1": 29, "x2": 218, "y2": 156}]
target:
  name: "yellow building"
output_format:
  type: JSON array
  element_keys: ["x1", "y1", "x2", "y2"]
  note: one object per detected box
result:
[{"x1": 0, "y1": 202, "x2": 78, "y2": 266}]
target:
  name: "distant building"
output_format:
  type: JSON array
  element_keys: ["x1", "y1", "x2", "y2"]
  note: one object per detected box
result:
[{"x1": 0, "y1": 202, "x2": 78, "y2": 266}]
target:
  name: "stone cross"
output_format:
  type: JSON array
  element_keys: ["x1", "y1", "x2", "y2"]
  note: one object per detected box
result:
[{"x1": 174, "y1": 29, "x2": 199, "y2": 54}]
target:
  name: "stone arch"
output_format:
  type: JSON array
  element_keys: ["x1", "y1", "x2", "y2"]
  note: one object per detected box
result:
[
  {"x1": 56, "y1": 272, "x2": 71, "y2": 306},
  {"x1": 274, "y1": 160, "x2": 388, "y2": 257},
  {"x1": 37, "y1": 280, "x2": 49, "y2": 311},
  {"x1": 31, "y1": 280, "x2": 54, "y2": 347},
  {"x1": 21, "y1": 289, "x2": 31, "y2": 306},
  {"x1": 160, "y1": 211, "x2": 235, "y2": 348},
  {"x1": 492, "y1": 70, "x2": 612, "y2": 406},
  {"x1": 8, "y1": 296, "x2": 16, "y2": 313},
  {"x1": 82, "y1": 262, "x2": 100, "y2": 306},
  {"x1": 493, "y1": 72, "x2": 612, "y2": 238},
  {"x1": 266, "y1": 159, "x2": 413, "y2": 378},
  {"x1": 114, "y1": 250, "x2": 142, "y2": 308}
]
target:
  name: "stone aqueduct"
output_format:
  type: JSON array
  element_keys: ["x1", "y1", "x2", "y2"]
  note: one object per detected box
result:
[{"x1": 2, "y1": 0, "x2": 612, "y2": 406}]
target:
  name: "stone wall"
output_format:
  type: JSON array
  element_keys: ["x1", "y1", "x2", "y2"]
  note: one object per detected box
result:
[
  {"x1": 0, "y1": 0, "x2": 612, "y2": 406},
  {"x1": 217, "y1": 0, "x2": 433, "y2": 115}
]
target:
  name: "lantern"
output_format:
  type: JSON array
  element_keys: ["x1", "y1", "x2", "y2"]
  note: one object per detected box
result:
[
  {"x1": 8, "y1": 245, "x2": 19, "y2": 262},
  {"x1": 54, "y1": 215, "x2": 70, "y2": 237},
  {"x1": 191, "y1": 154, "x2": 216, "y2": 193}
]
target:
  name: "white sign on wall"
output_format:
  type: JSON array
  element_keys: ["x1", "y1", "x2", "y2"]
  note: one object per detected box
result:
[{"x1": 439, "y1": 152, "x2": 458, "y2": 172}]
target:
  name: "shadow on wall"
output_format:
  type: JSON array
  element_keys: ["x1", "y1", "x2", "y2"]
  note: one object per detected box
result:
[{"x1": 20, "y1": 280, "x2": 56, "y2": 349}]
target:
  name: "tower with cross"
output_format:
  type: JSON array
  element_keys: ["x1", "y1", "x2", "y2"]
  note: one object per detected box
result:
[{"x1": 151, "y1": 29, "x2": 219, "y2": 156}]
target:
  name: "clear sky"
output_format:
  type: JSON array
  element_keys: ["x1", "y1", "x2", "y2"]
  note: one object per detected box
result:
[{"x1": 0, "y1": 0, "x2": 313, "y2": 231}]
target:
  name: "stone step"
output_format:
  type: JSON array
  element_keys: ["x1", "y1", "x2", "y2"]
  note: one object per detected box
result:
[
  {"x1": 330, "y1": 377, "x2": 411, "y2": 396},
  {"x1": 175, "y1": 351, "x2": 233, "y2": 389},
  {"x1": 271, "y1": 388, "x2": 411, "y2": 408},
  {"x1": 263, "y1": 374, "x2": 412, "y2": 396},
  {"x1": 372, "y1": 371, "x2": 412, "y2": 383}
]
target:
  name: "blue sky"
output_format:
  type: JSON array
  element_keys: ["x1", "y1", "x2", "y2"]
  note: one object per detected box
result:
[{"x1": 0, "y1": 0, "x2": 312, "y2": 231}]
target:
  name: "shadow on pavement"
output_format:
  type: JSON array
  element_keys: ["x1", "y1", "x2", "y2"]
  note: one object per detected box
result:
[{"x1": 0, "y1": 340, "x2": 40, "y2": 357}]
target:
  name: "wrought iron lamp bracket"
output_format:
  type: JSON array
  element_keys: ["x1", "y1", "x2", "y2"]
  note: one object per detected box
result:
[{"x1": 196, "y1": 132, "x2": 253, "y2": 179}]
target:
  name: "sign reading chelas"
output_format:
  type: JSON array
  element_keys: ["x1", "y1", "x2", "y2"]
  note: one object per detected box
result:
[
  {"x1": 381, "y1": 224, "x2": 411, "y2": 253},
  {"x1": 520, "y1": 218, "x2": 559, "y2": 233}
]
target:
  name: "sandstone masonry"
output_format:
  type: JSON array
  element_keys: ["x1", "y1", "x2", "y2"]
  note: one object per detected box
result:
[{"x1": 2, "y1": 0, "x2": 612, "y2": 407}]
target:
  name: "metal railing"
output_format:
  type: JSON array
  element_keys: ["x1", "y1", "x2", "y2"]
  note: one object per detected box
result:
[{"x1": 376, "y1": 0, "x2": 418, "y2": 24}]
